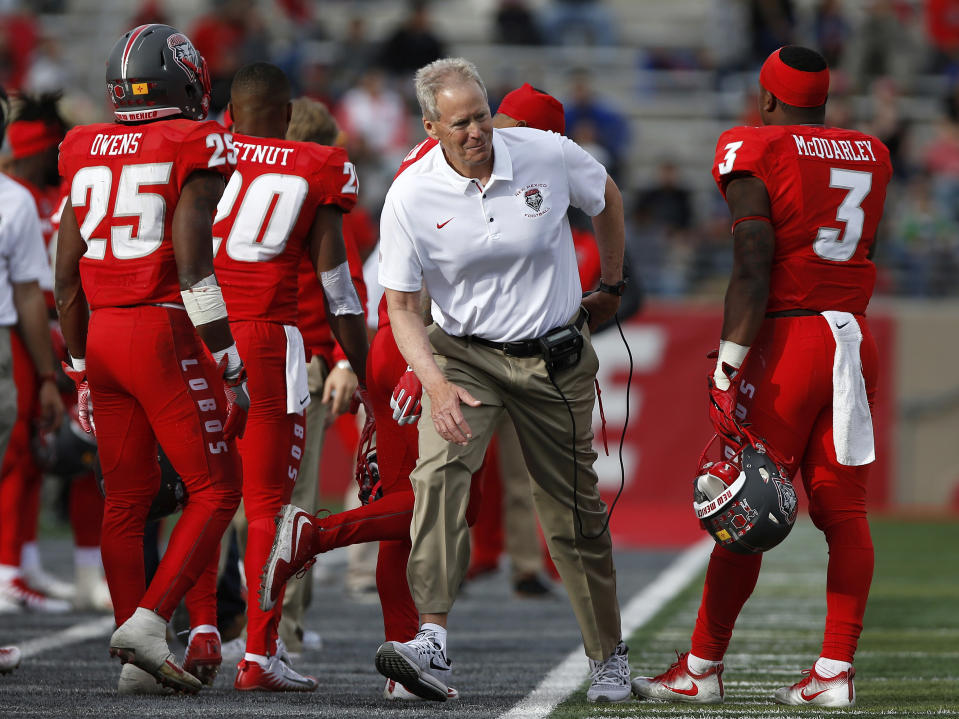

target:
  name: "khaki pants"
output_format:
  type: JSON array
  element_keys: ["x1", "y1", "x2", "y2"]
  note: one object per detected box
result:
[
  {"x1": 0, "y1": 327, "x2": 15, "y2": 463},
  {"x1": 408, "y1": 319, "x2": 622, "y2": 660},
  {"x1": 495, "y1": 415, "x2": 544, "y2": 582},
  {"x1": 278, "y1": 355, "x2": 331, "y2": 651}
]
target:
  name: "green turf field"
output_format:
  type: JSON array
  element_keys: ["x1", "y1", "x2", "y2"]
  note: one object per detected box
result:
[{"x1": 554, "y1": 516, "x2": 959, "y2": 718}]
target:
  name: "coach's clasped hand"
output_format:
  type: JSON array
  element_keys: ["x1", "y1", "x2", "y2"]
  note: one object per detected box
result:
[
  {"x1": 390, "y1": 366, "x2": 422, "y2": 425},
  {"x1": 62, "y1": 359, "x2": 94, "y2": 435},
  {"x1": 220, "y1": 359, "x2": 251, "y2": 442},
  {"x1": 581, "y1": 283, "x2": 622, "y2": 331}
]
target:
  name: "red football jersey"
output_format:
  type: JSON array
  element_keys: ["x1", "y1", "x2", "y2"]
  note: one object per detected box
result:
[
  {"x1": 213, "y1": 134, "x2": 358, "y2": 324},
  {"x1": 712, "y1": 124, "x2": 892, "y2": 314},
  {"x1": 58, "y1": 119, "x2": 235, "y2": 310}
]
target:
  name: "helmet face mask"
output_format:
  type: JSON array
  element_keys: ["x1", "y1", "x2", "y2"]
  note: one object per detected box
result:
[
  {"x1": 693, "y1": 435, "x2": 798, "y2": 553},
  {"x1": 106, "y1": 24, "x2": 211, "y2": 123}
]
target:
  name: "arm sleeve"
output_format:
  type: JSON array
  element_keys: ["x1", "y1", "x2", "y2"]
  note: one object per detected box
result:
[
  {"x1": 377, "y1": 188, "x2": 422, "y2": 292},
  {"x1": 562, "y1": 135, "x2": 609, "y2": 217},
  {"x1": 315, "y1": 146, "x2": 359, "y2": 213},
  {"x1": 7, "y1": 195, "x2": 52, "y2": 286},
  {"x1": 712, "y1": 127, "x2": 769, "y2": 198}
]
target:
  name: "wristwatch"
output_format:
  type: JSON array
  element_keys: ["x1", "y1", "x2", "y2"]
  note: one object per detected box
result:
[
  {"x1": 334, "y1": 359, "x2": 354, "y2": 372},
  {"x1": 598, "y1": 278, "x2": 628, "y2": 296}
]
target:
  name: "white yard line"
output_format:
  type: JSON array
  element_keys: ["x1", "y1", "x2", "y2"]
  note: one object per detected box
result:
[
  {"x1": 17, "y1": 615, "x2": 115, "y2": 659},
  {"x1": 497, "y1": 536, "x2": 714, "y2": 719}
]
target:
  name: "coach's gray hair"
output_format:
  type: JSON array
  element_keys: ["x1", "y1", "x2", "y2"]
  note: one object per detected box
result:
[{"x1": 414, "y1": 57, "x2": 488, "y2": 121}]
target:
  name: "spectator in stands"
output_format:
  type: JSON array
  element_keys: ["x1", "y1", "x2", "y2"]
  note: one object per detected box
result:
[
  {"x1": 564, "y1": 68, "x2": 629, "y2": 182},
  {"x1": 0, "y1": 4, "x2": 39, "y2": 91},
  {"x1": 748, "y1": 0, "x2": 796, "y2": 65},
  {"x1": 377, "y1": 1, "x2": 447, "y2": 79},
  {"x1": 332, "y1": 16, "x2": 379, "y2": 98},
  {"x1": 189, "y1": 0, "x2": 269, "y2": 112},
  {"x1": 864, "y1": 77, "x2": 912, "y2": 180},
  {"x1": 922, "y1": 115, "x2": 959, "y2": 224},
  {"x1": 926, "y1": 0, "x2": 959, "y2": 75},
  {"x1": 493, "y1": 0, "x2": 542, "y2": 45},
  {"x1": 541, "y1": 0, "x2": 616, "y2": 46},
  {"x1": 814, "y1": 0, "x2": 850, "y2": 69},
  {"x1": 856, "y1": 0, "x2": 906, "y2": 91}
]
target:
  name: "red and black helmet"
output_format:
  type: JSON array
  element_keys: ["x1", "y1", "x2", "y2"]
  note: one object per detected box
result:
[
  {"x1": 106, "y1": 24, "x2": 211, "y2": 123},
  {"x1": 693, "y1": 432, "x2": 798, "y2": 554}
]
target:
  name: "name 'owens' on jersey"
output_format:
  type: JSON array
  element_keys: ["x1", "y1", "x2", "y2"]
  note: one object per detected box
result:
[
  {"x1": 58, "y1": 118, "x2": 236, "y2": 310},
  {"x1": 213, "y1": 134, "x2": 358, "y2": 323},
  {"x1": 712, "y1": 124, "x2": 893, "y2": 315}
]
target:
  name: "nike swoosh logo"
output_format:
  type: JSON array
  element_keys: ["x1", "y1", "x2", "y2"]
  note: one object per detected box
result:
[
  {"x1": 801, "y1": 688, "x2": 829, "y2": 701},
  {"x1": 300, "y1": 393, "x2": 310, "y2": 405},
  {"x1": 667, "y1": 684, "x2": 698, "y2": 697},
  {"x1": 289, "y1": 514, "x2": 309, "y2": 562},
  {"x1": 836, "y1": 321, "x2": 849, "y2": 329},
  {"x1": 436, "y1": 218, "x2": 453, "y2": 229}
]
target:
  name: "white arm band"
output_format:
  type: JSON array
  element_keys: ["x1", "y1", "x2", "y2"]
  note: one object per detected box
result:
[
  {"x1": 713, "y1": 339, "x2": 750, "y2": 391},
  {"x1": 181, "y1": 275, "x2": 229, "y2": 326},
  {"x1": 321, "y1": 261, "x2": 363, "y2": 316}
]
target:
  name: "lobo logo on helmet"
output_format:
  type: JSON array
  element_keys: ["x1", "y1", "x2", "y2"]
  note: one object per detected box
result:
[
  {"x1": 167, "y1": 33, "x2": 201, "y2": 84},
  {"x1": 774, "y1": 475, "x2": 799, "y2": 523}
]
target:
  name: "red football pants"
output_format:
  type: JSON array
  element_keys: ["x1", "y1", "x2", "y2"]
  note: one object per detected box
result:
[
  {"x1": 691, "y1": 315, "x2": 878, "y2": 663},
  {"x1": 232, "y1": 321, "x2": 306, "y2": 656},
  {"x1": 0, "y1": 330, "x2": 42, "y2": 567},
  {"x1": 313, "y1": 325, "x2": 481, "y2": 642},
  {"x1": 88, "y1": 307, "x2": 241, "y2": 626}
]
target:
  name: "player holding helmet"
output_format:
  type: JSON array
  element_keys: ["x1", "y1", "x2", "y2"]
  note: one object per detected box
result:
[
  {"x1": 632, "y1": 46, "x2": 892, "y2": 708},
  {"x1": 55, "y1": 24, "x2": 245, "y2": 694}
]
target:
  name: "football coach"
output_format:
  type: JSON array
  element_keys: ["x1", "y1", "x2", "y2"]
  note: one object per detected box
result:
[{"x1": 374, "y1": 57, "x2": 633, "y2": 704}]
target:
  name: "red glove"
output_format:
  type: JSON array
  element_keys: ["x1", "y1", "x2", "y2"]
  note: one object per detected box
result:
[
  {"x1": 354, "y1": 407, "x2": 381, "y2": 505},
  {"x1": 390, "y1": 367, "x2": 422, "y2": 426},
  {"x1": 708, "y1": 362, "x2": 744, "y2": 442},
  {"x1": 219, "y1": 359, "x2": 251, "y2": 442},
  {"x1": 61, "y1": 361, "x2": 94, "y2": 435}
]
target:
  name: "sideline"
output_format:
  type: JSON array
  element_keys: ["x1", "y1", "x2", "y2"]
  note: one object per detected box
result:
[
  {"x1": 18, "y1": 615, "x2": 115, "y2": 659},
  {"x1": 497, "y1": 536, "x2": 714, "y2": 719}
]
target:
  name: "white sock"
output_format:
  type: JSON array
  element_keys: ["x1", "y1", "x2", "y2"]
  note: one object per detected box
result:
[
  {"x1": 420, "y1": 623, "x2": 447, "y2": 649},
  {"x1": 815, "y1": 656, "x2": 852, "y2": 678},
  {"x1": 0, "y1": 565, "x2": 21, "y2": 583},
  {"x1": 74, "y1": 547, "x2": 102, "y2": 568},
  {"x1": 244, "y1": 652, "x2": 269, "y2": 667},
  {"x1": 687, "y1": 652, "x2": 721, "y2": 674},
  {"x1": 188, "y1": 625, "x2": 220, "y2": 644},
  {"x1": 20, "y1": 542, "x2": 40, "y2": 571}
]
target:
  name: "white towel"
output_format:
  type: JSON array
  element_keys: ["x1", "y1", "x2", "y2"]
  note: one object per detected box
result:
[
  {"x1": 821, "y1": 311, "x2": 874, "y2": 466},
  {"x1": 284, "y1": 325, "x2": 310, "y2": 414}
]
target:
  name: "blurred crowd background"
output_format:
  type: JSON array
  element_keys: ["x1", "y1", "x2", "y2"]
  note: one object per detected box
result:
[{"x1": 4, "y1": 0, "x2": 959, "y2": 300}]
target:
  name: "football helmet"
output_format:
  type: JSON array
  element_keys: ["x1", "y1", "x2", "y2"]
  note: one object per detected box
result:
[
  {"x1": 693, "y1": 433, "x2": 798, "y2": 553},
  {"x1": 106, "y1": 24, "x2": 211, "y2": 123},
  {"x1": 32, "y1": 407, "x2": 98, "y2": 478},
  {"x1": 93, "y1": 448, "x2": 188, "y2": 523}
]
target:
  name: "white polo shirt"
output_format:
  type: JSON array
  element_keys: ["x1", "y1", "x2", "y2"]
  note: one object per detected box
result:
[
  {"x1": 0, "y1": 174, "x2": 51, "y2": 326},
  {"x1": 379, "y1": 127, "x2": 607, "y2": 342}
]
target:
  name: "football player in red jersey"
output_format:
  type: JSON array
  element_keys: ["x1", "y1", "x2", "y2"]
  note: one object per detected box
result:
[
  {"x1": 54, "y1": 25, "x2": 245, "y2": 694},
  {"x1": 212, "y1": 62, "x2": 368, "y2": 692},
  {"x1": 631, "y1": 46, "x2": 892, "y2": 709}
]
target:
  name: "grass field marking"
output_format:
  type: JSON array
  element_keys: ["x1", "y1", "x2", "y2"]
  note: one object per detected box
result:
[
  {"x1": 497, "y1": 536, "x2": 714, "y2": 719},
  {"x1": 18, "y1": 615, "x2": 115, "y2": 659}
]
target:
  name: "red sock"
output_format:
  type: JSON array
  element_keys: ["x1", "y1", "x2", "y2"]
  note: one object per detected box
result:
[
  {"x1": 821, "y1": 518, "x2": 873, "y2": 662},
  {"x1": 377, "y1": 538, "x2": 419, "y2": 642}
]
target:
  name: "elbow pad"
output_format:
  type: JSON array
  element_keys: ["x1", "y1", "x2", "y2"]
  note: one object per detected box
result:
[
  {"x1": 321, "y1": 261, "x2": 363, "y2": 316},
  {"x1": 181, "y1": 274, "x2": 228, "y2": 326}
]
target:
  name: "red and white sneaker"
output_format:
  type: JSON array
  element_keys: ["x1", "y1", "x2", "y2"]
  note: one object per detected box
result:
[
  {"x1": 234, "y1": 655, "x2": 318, "y2": 692},
  {"x1": 259, "y1": 505, "x2": 323, "y2": 612},
  {"x1": 0, "y1": 646, "x2": 21, "y2": 675},
  {"x1": 0, "y1": 577, "x2": 71, "y2": 614},
  {"x1": 183, "y1": 628, "x2": 222, "y2": 686},
  {"x1": 774, "y1": 664, "x2": 855, "y2": 707},
  {"x1": 384, "y1": 678, "x2": 459, "y2": 701},
  {"x1": 631, "y1": 652, "x2": 724, "y2": 704}
]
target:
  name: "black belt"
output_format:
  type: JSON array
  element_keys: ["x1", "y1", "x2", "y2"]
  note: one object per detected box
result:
[
  {"x1": 766, "y1": 308, "x2": 820, "y2": 318},
  {"x1": 465, "y1": 309, "x2": 587, "y2": 357}
]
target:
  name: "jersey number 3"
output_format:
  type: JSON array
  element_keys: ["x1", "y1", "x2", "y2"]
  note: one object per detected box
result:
[{"x1": 813, "y1": 168, "x2": 872, "y2": 262}]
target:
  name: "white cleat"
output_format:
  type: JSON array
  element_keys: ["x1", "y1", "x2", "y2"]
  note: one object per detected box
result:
[
  {"x1": 0, "y1": 577, "x2": 71, "y2": 614},
  {"x1": 631, "y1": 651, "x2": 724, "y2": 704},
  {"x1": 109, "y1": 607, "x2": 202, "y2": 694},
  {"x1": 0, "y1": 646, "x2": 21, "y2": 674},
  {"x1": 774, "y1": 664, "x2": 855, "y2": 707},
  {"x1": 22, "y1": 566, "x2": 75, "y2": 601},
  {"x1": 117, "y1": 662, "x2": 174, "y2": 695},
  {"x1": 586, "y1": 641, "x2": 632, "y2": 703}
]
